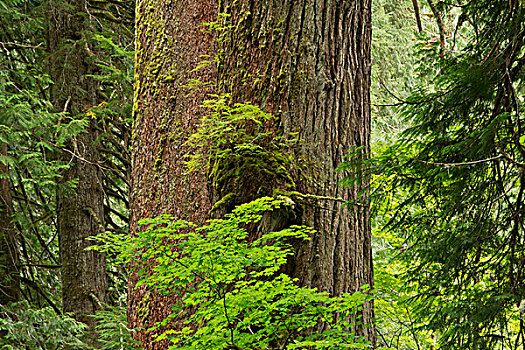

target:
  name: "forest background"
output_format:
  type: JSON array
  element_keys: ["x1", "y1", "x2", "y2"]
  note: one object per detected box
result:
[{"x1": 0, "y1": 0, "x2": 524, "y2": 349}]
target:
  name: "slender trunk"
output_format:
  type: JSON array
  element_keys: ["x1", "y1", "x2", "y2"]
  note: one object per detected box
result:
[
  {"x1": 427, "y1": 0, "x2": 446, "y2": 56},
  {"x1": 0, "y1": 143, "x2": 20, "y2": 306},
  {"x1": 412, "y1": 0, "x2": 423, "y2": 33},
  {"x1": 48, "y1": 0, "x2": 107, "y2": 342}
]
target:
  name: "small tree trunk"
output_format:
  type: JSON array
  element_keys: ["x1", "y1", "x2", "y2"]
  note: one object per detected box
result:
[
  {"x1": 0, "y1": 143, "x2": 20, "y2": 306},
  {"x1": 48, "y1": 0, "x2": 107, "y2": 342}
]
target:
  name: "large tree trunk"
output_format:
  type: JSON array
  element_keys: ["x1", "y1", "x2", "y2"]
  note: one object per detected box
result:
[
  {"x1": 131, "y1": 0, "x2": 374, "y2": 346},
  {"x1": 0, "y1": 144, "x2": 20, "y2": 306},
  {"x1": 218, "y1": 0, "x2": 374, "y2": 341},
  {"x1": 48, "y1": 0, "x2": 107, "y2": 340}
]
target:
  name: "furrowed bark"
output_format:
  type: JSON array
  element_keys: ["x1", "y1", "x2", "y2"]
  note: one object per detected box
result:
[
  {"x1": 129, "y1": 0, "x2": 217, "y2": 347},
  {"x1": 218, "y1": 0, "x2": 375, "y2": 342},
  {"x1": 49, "y1": 0, "x2": 107, "y2": 343},
  {"x1": 131, "y1": 0, "x2": 375, "y2": 346}
]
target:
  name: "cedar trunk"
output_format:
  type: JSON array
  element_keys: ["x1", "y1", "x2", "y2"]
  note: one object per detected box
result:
[
  {"x1": 129, "y1": 0, "x2": 217, "y2": 346},
  {"x1": 49, "y1": 0, "x2": 107, "y2": 337},
  {"x1": 131, "y1": 0, "x2": 374, "y2": 346}
]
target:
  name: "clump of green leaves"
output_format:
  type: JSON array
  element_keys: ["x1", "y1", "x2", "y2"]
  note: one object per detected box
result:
[
  {"x1": 0, "y1": 301, "x2": 86, "y2": 349},
  {"x1": 184, "y1": 94, "x2": 277, "y2": 172},
  {"x1": 92, "y1": 197, "x2": 373, "y2": 349}
]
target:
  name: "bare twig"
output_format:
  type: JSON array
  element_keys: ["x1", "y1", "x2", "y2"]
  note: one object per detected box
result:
[
  {"x1": 412, "y1": 0, "x2": 423, "y2": 33},
  {"x1": 0, "y1": 41, "x2": 43, "y2": 49},
  {"x1": 413, "y1": 155, "x2": 504, "y2": 167}
]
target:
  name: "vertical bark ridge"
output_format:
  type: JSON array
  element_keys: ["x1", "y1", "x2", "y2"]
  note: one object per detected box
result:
[
  {"x1": 132, "y1": 0, "x2": 374, "y2": 345},
  {"x1": 219, "y1": 0, "x2": 374, "y2": 342}
]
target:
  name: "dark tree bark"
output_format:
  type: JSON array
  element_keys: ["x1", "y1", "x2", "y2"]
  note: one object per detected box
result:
[
  {"x1": 0, "y1": 144, "x2": 20, "y2": 305},
  {"x1": 131, "y1": 0, "x2": 374, "y2": 347},
  {"x1": 218, "y1": 0, "x2": 374, "y2": 341},
  {"x1": 48, "y1": 0, "x2": 107, "y2": 340},
  {"x1": 412, "y1": 0, "x2": 423, "y2": 33}
]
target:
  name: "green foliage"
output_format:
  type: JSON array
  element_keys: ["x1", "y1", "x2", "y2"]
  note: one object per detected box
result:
[
  {"x1": 372, "y1": 218, "x2": 436, "y2": 350},
  {"x1": 185, "y1": 95, "x2": 298, "y2": 213},
  {"x1": 91, "y1": 303, "x2": 141, "y2": 350},
  {"x1": 0, "y1": 0, "x2": 134, "y2": 310},
  {"x1": 89, "y1": 29, "x2": 134, "y2": 238},
  {"x1": 185, "y1": 94, "x2": 277, "y2": 172},
  {"x1": 371, "y1": 0, "x2": 422, "y2": 143},
  {"x1": 366, "y1": 3, "x2": 434, "y2": 346},
  {"x1": 0, "y1": 0, "x2": 95, "y2": 308},
  {"x1": 0, "y1": 301, "x2": 86, "y2": 349},
  {"x1": 339, "y1": 145, "x2": 433, "y2": 350},
  {"x1": 91, "y1": 197, "x2": 374, "y2": 349},
  {"x1": 0, "y1": 78, "x2": 87, "y2": 184},
  {"x1": 358, "y1": 0, "x2": 525, "y2": 349}
]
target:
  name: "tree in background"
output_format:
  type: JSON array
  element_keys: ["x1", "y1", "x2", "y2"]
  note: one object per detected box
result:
[
  {"x1": 49, "y1": 0, "x2": 134, "y2": 339},
  {"x1": 0, "y1": 0, "x2": 80, "y2": 310},
  {"x1": 131, "y1": 0, "x2": 374, "y2": 347},
  {"x1": 370, "y1": 0, "x2": 525, "y2": 349},
  {"x1": 371, "y1": 0, "x2": 422, "y2": 143},
  {"x1": 0, "y1": 144, "x2": 19, "y2": 305},
  {"x1": 368, "y1": 0, "x2": 436, "y2": 348},
  {"x1": 49, "y1": 1, "x2": 108, "y2": 336},
  {"x1": 0, "y1": 0, "x2": 133, "y2": 345}
]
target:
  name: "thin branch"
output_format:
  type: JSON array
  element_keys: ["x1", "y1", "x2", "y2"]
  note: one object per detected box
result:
[
  {"x1": 222, "y1": 289, "x2": 235, "y2": 347},
  {"x1": 19, "y1": 277, "x2": 60, "y2": 314},
  {"x1": 412, "y1": 0, "x2": 423, "y2": 33},
  {"x1": 89, "y1": 291, "x2": 104, "y2": 310},
  {"x1": 427, "y1": 0, "x2": 447, "y2": 57},
  {"x1": 18, "y1": 264, "x2": 61, "y2": 269},
  {"x1": 413, "y1": 154, "x2": 504, "y2": 167},
  {"x1": 51, "y1": 142, "x2": 112, "y2": 171},
  {"x1": 14, "y1": 170, "x2": 58, "y2": 264},
  {"x1": 379, "y1": 80, "x2": 453, "y2": 106},
  {"x1": 0, "y1": 41, "x2": 44, "y2": 49},
  {"x1": 62, "y1": 96, "x2": 71, "y2": 114}
]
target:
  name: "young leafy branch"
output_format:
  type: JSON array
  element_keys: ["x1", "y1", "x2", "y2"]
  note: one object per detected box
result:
[{"x1": 90, "y1": 197, "x2": 376, "y2": 350}]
